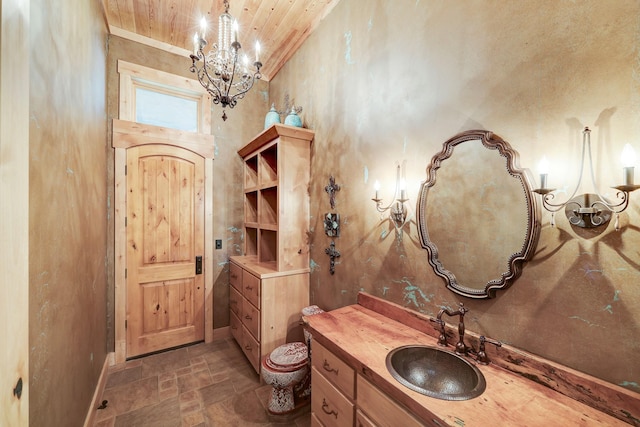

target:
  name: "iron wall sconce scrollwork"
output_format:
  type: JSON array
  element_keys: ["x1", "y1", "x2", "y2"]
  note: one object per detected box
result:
[
  {"x1": 372, "y1": 163, "x2": 410, "y2": 229},
  {"x1": 532, "y1": 126, "x2": 640, "y2": 231}
]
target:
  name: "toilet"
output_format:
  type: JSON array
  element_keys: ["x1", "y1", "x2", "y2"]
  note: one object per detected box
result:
[{"x1": 261, "y1": 305, "x2": 325, "y2": 415}]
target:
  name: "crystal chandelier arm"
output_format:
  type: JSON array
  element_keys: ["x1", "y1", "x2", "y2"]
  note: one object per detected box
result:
[
  {"x1": 191, "y1": 51, "x2": 225, "y2": 105},
  {"x1": 227, "y1": 64, "x2": 259, "y2": 107}
]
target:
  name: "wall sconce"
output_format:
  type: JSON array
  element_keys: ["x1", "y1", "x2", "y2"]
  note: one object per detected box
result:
[
  {"x1": 532, "y1": 126, "x2": 640, "y2": 230},
  {"x1": 372, "y1": 163, "x2": 409, "y2": 228}
]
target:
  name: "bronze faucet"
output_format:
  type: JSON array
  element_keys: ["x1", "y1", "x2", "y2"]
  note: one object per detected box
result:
[{"x1": 430, "y1": 302, "x2": 469, "y2": 355}]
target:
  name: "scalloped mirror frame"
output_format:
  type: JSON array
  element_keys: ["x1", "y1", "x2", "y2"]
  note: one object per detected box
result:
[{"x1": 417, "y1": 130, "x2": 541, "y2": 299}]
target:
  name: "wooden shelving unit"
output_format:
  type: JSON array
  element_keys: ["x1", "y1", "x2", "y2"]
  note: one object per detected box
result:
[{"x1": 229, "y1": 124, "x2": 314, "y2": 373}]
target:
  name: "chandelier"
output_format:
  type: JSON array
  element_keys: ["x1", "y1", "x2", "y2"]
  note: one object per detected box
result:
[{"x1": 190, "y1": 0, "x2": 262, "y2": 121}]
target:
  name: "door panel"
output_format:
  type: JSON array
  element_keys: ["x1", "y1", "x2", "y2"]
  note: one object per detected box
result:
[{"x1": 126, "y1": 144, "x2": 205, "y2": 358}]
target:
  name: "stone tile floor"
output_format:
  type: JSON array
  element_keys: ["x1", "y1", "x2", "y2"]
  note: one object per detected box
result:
[{"x1": 93, "y1": 338, "x2": 311, "y2": 426}]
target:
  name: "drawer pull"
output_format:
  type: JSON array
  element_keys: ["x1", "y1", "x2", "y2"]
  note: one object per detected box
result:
[
  {"x1": 245, "y1": 344, "x2": 252, "y2": 351},
  {"x1": 323, "y1": 359, "x2": 339, "y2": 375},
  {"x1": 321, "y1": 398, "x2": 338, "y2": 419},
  {"x1": 231, "y1": 325, "x2": 237, "y2": 330},
  {"x1": 245, "y1": 314, "x2": 252, "y2": 320},
  {"x1": 231, "y1": 273, "x2": 238, "y2": 279},
  {"x1": 245, "y1": 285, "x2": 253, "y2": 291}
]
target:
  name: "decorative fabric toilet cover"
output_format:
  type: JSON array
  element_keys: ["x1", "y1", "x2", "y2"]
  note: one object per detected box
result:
[{"x1": 265, "y1": 342, "x2": 308, "y2": 371}]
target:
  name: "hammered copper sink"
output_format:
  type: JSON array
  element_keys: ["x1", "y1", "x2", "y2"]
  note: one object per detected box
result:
[{"x1": 386, "y1": 345, "x2": 486, "y2": 401}]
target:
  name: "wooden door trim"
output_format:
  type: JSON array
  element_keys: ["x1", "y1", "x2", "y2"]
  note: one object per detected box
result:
[
  {"x1": 115, "y1": 62, "x2": 213, "y2": 365},
  {"x1": 113, "y1": 119, "x2": 214, "y2": 158},
  {"x1": 113, "y1": 121, "x2": 214, "y2": 364}
]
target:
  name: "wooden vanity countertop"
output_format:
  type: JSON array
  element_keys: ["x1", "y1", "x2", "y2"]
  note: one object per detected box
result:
[{"x1": 306, "y1": 297, "x2": 634, "y2": 426}]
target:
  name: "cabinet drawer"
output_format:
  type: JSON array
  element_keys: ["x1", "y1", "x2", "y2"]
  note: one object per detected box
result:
[
  {"x1": 311, "y1": 366, "x2": 354, "y2": 427},
  {"x1": 355, "y1": 409, "x2": 375, "y2": 427},
  {"x1": 311, "y1": 412, "x2": 324, "y2": 427},
  {"x1": 242, "y1": 270, "x2": 260, "y2": 308},
  {"x1": 242, "y1": 298, "x2": 260, "y2": 340},
  {"x1": 230, "y1": 310, "x2": 242, "y2": 344},
  {"x1": 229, "y1": 286, "x2": 242, "y2": 317},
  {"x1": 312, "y1": 341, "x2": 355, "y2": 399},
  {"x1": 241, "y1": 324, "x2": 261, "y2": 373},
  {"x1": 357, "y1": 375, "x2": 429, "y2": 427},
  {"x1": 229, "y1": 261, "x2": 242, "y2": 291}
]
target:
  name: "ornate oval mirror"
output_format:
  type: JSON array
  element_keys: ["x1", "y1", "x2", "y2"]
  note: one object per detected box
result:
[{"x1": 417, "y1": 130, "x2": 541, "y2": 298}]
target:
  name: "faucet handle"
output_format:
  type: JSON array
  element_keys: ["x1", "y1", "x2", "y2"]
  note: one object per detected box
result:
[
  {"x1": 476, "y1": 335, "x2": 502, "y2": 365},
  {"x1": 457, "y1": 302, "x2": 468, "y2": 314},
  {"x1": 429, "y1": 317, "x2": 448, "y2": 347}
]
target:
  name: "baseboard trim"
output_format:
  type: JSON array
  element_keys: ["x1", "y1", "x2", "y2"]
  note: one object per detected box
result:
[
  {"x1": 84, "y1": 352, "x2": 113, "y2": 427},
  {"x1": 213, "y1": 326, "x2": 231, "y2": 341}
]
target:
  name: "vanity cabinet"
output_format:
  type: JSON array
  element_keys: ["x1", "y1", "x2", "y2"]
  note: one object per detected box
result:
[
  {"x1": 229, "y1": 124, "x2": 313, "y2": 373},
  {"x1": 311, "y1": 341, "x2": 355, "y2": 427},
  {"x1": 357, "y1": 376, "x2": 428, "y2": 427},
  {"x1": 310, "y1": 341, "x2": 425, "y2": 427},
  {"x1": 306, "y1": 294, "x2": 635, "y2": 427}
]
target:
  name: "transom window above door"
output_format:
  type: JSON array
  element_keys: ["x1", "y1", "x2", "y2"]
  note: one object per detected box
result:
[
  {"x1": 135, "y1": 86, "x2": 199, "y2": 132},
  {"x1": 117, "y1": 60, "x2": 211, "y2": 133}
]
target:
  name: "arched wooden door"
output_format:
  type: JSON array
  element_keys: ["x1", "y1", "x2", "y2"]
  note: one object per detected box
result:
[{"x1": 126, "y1": 144, "x2": 205, "y2": 357}]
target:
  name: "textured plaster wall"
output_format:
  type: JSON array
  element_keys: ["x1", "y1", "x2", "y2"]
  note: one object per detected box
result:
[
  {"x1": 269, "y1": 0, "x2": 640, "y2": 392},
  {"x1": 28, "y1": 0, "x2": 108, "y2": 425},
  {"x1": 105, "y1": 37, "x2": 268, "y2": 348}
]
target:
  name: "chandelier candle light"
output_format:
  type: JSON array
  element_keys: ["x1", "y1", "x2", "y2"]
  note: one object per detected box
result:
[
  {"x1": 190, "y1": 0, "x2": 262, "y2": 121},
  {"x1": 532, "y1": 126, "x2": 640, "y2": 231}
]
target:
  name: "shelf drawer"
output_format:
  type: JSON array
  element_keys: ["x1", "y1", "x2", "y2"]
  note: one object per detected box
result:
[
  {"x1": 312, "y1": 341, "x2": 355, "y2": 399},
  {"x1": 242, "y1": 270, "x2": 261, "y2": 308},
  {"x1": 241, "y1": 324, "x2": 261, "y2": 373},
  {"x1": 311, "y1": 366, "x2": 354, "y2": 427},
  {"x1": 230, "y1": 310, "x2": 242, "y2": 344},
  {"x1": 242, "y1": 298, "x2": 260, "y2": 341},
  {"x1": 229, "y1": 286, "x2": 242, "y2": 318},
  {"x1": 229, "y1": 262, "x2": 242, "y2": 291}
]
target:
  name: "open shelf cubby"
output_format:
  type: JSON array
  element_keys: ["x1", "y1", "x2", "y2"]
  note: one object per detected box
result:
[
  {"x1": 259, "y1": 229, "x2": 278, "y2": 263},
  {"x1": 244, "y1": 226, "x2": 258, "y2": 256},
  {"x1": 245, "y1": 155, "x2": 258, "y2": 189},
  {"x1": 244, "y1": 191, "x2": 258, "y2": 224},
  {"x1": 259, "y1": 145, "x2": 278, "y2": 185},
  {"x1": 259, "y1": 187, "x2": 278, "y2": 226}
]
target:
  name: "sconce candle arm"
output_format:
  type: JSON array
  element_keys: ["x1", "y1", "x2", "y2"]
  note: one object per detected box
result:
[
  {"x1": 372, "y1": 163, "x2": 409, "y2": 229},
  {"x1": 532, "y1": 126, "x2": 640, "y2": 230},
  {"x1": 372, "y1": 164, "x2": 403, "y2": 212},
  {"x1": 533, "y1": 127, "x2": 592, "y2": 212}
]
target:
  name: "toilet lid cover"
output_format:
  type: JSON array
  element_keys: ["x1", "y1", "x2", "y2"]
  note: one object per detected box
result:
[
  {"x1": 302, "y1": 305, "x2": 324, "y2": 316},
  {"x1": 266, "y1": 342, "x2": 308, "y2": 371}
]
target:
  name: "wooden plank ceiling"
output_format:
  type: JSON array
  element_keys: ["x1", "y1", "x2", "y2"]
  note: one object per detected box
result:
[{"x1": 101, "y1": 0, "x2": 340, "y2": 81}]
